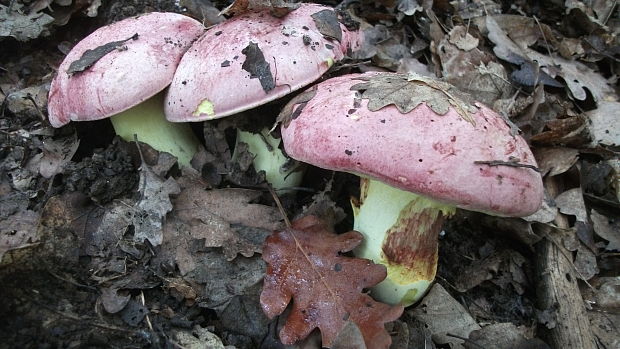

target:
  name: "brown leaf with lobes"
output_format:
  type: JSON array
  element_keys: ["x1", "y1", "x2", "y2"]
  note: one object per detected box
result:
[{"x1": 260, "y1": 216, "x2": 403, "y2": 348}]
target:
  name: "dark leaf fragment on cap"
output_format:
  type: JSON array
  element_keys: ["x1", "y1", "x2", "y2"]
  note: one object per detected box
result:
[
  {"x1": 67, "y1": 34, "x2": 139, "y2": 75},
  {"x1": 311, "y1": 9, "x2": 342, "y2": 42},
  {"x1": 241, "y1": 42, "x2": 275, "y2": 93},
  {"x1": 277, "y1": 87, "x2": 317, "y2": 127}
]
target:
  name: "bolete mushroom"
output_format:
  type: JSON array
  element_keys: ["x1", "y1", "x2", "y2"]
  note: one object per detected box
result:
[
  {"x1": 165, "y1": 4, "x2": 362, "y2": 189},
  {"x1": 279, "y1": 72, "x2": 544, "y2": 305},
  {"x1": 48, "y1": 12, "x2": 205, "y2": 166}
]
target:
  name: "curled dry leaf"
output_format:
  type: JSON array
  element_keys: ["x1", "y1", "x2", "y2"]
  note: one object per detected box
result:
[{"x1": 260, "y1": 216, "x2": 403, "y2": 348}]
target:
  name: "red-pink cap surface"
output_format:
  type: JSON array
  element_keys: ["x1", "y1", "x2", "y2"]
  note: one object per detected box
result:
[
  {"x1": 165, "y1": 4, "x2": 363, "y2": 122},
  {"x1": 281, "y1": 73, "x2": 544, "y2": 216},
  {"x1": 48, "y1": 12, "x2": 204, "y2": 127}
]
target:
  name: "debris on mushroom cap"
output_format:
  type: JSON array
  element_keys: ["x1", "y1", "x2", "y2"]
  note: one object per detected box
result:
[
  {"x1": 280, "y1": 73, "x2": 544, "y2": 216},
  {"x1": 48, "y1": 12, "x2": 205, "y2": 128},
  {"x1": 165, "y1": 4, "x2": 363, "y2": 122}
]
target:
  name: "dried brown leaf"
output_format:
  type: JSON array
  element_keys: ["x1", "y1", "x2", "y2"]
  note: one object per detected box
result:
[
  {"x1": 133, "y1": 163, "x2": 180, "y2": 246},
  {"x1": 261, "y1": 216, "x2": 403, "y2": 348},
  {"x1": 555, "y1": 188, "x2": 587, "y2": 222},
  {"x1": 0, "y1": 210, "x2": 39, "y2": 263},
  {"x1": 350, "y1": 73, "x2": 477, "y2": 124},
  {"x1": 590, "y1": 210, "x2": 620, "y2": 251},
  {"x1": 0, "y1": 3, "x2": 54, "y2": 41},
  {"x1": 466, "y1": 323, "x2": 551, "y2": 349},
  {"x1": 532, "y1": 147, "x2": 579, "y2": 177},
  {"x1": 220, "y1": 0, "x2": 299, "y2": 17},
  {"x1": 484, "y1": 16, "x2": 616, "y2": 102},
  {"x1": 410, "y1": 284, "x2": 481, "y2": 347},
  {"x1": 586, "y1": 101, "x2": 620, "y2": 147}
]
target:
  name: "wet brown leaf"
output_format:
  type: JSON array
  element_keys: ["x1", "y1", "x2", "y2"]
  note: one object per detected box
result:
[{"x1": 261, "y1": 216, "x2": 403, "y2": 348}]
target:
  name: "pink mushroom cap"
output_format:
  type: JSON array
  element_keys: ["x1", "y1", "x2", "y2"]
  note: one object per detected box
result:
[
  {"x1": 165, "y1": 3, "x2": 363, "y2": 122},
  {"x1": 48, "y1": 12, "x2": 205, "y2": 127},
  {"x1": 281, "y1": 73, "x2": 544, "y2": 216}
]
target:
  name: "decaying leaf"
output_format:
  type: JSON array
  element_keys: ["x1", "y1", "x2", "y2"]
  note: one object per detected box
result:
[
  {"x1": 0, "y1": 210, "x2": 39, "y2": 263},
  {"x1": 483, "y1": 16, "x2": 616, "y2": 102},
  {"x1": 555, "y1": 188, "x2": 587, "y2": 222},
  {"x1": 172, "y1": 327, "x2": 226, "y2": 349},
  {"x1": 436, "y1": 25, "x2": 511, "y2": 106},
  {"x1": 261, "y1": 216, "x2": 403, "y2": 348},
  {"x1": 185, "y1": 248, "x2": 265, "y2": 309},
  {"x1": 172, "y1": 187, "x2": 283, "y2": 259},
  {"x1": 67, "y1": 33, "x2": 139, "y2": 75},
  {"x1": 466, "y1": 323, "x2": 551, "y2": 349},
  {"x1": 532, "y1": 147, "x2": 579, "y2": 177},
  {"x1": 590, "y1": 210, "x2": 620, "y2": 251},
  {"x1": 0, "y1": 4, "x2": 54, "y2": 41},
  {"x1": 220, "y1": 0, "x2": 299, "y2": 17},
  {"x1": 410, "y1": 284, "x2": 481, "y2": 348},
  {"x1": 350, "y1": 73, "x2": 477, "y2": 124},
  {"x1": 241, "y1": 42, "x2": 276, "y2": 93},
  {"x1": 311, "y1": 9, "x2": 342, "y2": 42},
  {"x1": 132, "y1": 163, "x2": 180, "y2": 246},
  {"x1": 27, "y1": 134, "x2": 80, "y2": 179},
  {"x1": 586, "y1": 101, "x2": 620, "y2": 147}
]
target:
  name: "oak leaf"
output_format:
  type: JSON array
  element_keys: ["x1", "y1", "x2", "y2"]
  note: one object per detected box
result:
[
  {"x1": 350, "y1": 73, "x2": 478, "y2": 125},
  {"x1": 260, "y1": 216, "x2": 403, "y2": 348}
]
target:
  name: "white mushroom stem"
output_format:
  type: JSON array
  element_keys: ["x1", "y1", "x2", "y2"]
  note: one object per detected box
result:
[
  {"x1": 110, "y1": 92, "x2": 200, "y2": 167},
  {"x1": 352, "y1": 177, "x2": 456, "y2": 306},
  {"x1": 234, "y1": 128, "x2": 305, "y2": 191}
]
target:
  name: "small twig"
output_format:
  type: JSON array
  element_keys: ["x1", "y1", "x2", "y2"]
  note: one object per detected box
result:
[
  {"x1": 474, "y1": 159, "x2": 541, "y2": 172},
  {"x1": 533, "y1": 16, "x2": 554, "y2": 61},
  {"x1": 47, "y1": 270, "x2": 99, "y2": 293},
  {"x1": 140, "y1": 291, "x2": 154, "y2": 331},
  {"x1": 541, "y1": 229, "x2": 594, "y2": 290},
  {"x1": 34, "y1": 298, "x2": 136, "y2": 334},
  {"x1": 267, "y1": 183, "x2": 291, "y2": 228},
  {"x1": 603, "y1": 0, "x2": 617, "y2": 25}
]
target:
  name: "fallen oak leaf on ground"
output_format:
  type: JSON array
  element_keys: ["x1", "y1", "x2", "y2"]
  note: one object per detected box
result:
[{"x1": 260, "y1": 216, "x2": 403, "y2": 348}]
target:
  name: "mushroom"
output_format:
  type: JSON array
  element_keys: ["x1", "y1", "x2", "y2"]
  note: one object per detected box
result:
[
  {"x1": 48, "y1": 12, "x2": 205, "y2": 166},
  {"x1": 279, "y1": 73, "x2": 544, "y2": 305},
  {"x1": 165, "y1": 4, "x2": 362, "y2": 188}
]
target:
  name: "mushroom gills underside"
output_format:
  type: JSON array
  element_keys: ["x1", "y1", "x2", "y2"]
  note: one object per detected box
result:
[{"x1": 352, "y1": 177, "x2": 456, "y2": 306}]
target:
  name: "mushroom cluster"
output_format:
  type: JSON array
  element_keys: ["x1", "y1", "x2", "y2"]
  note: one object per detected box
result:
[
  {"x1": 48, "y1": 12, "x2": 205, "y2": 166},
  {"x1": 48, "y1": 5, "x2": 362, "y2": 184},
  {"x1": 279, "y1": 72, "x2": 544, "y2": 305}
]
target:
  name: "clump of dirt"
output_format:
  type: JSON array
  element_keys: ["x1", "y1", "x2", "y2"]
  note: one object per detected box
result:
[{"x1": 63, "y1": 138, "x2": 138, "y2": 203}]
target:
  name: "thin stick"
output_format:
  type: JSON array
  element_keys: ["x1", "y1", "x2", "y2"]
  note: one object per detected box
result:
[{"x1": 267, "y1": 183, "x2": 291, "y2": 228}]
